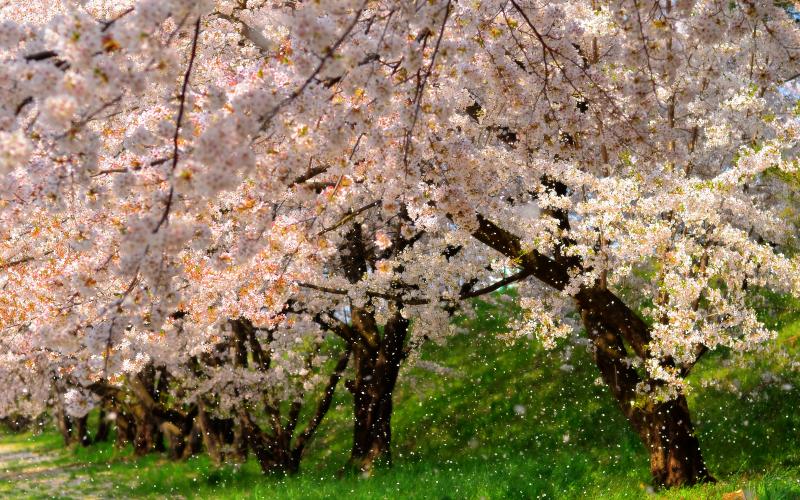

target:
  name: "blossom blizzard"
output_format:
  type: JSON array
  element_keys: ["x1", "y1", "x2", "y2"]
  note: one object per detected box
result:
[{"x1": 1, "y1": 0, "x2": 800, "y2": 487}]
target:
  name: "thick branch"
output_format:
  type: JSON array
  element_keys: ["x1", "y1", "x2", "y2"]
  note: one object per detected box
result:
[
  {"x1": 472, "y1": 214, "x2": 572, "y2": 289},
  {"x1": 215, "y1": 11, "x2": 273, "y2": 53},
  {"x1": 471, "y1": 213, "x2": 652, "y2": 358}
]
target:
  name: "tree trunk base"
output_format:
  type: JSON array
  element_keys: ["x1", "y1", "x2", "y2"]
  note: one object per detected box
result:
[{"x1": 645, "y1": 397, "x2": 715, "y2": 488}]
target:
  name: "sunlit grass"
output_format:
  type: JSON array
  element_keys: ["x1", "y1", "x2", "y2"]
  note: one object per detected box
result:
[{"x1": 2, "y1": 294, "x2": 799, "y2": 498}]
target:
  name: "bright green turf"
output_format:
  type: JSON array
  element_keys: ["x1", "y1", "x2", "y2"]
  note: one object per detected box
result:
[{"x1": 1, "y1": 295, "x2": 799, "y2": 499}]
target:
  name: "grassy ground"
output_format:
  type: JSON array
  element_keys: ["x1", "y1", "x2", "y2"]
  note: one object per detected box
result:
[{"x1": 2, "y1": 296, "x2": 800, "y2": 499}]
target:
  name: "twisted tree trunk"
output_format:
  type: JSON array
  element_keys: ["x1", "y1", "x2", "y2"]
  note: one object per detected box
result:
[
  {"x1": 578, "y1": 291, "x2": 713, "y2": 487},
  {"x1": 473, "y1": 215, "x2": 714, "y2": 487},
  {"x1": 330, "y1": 223, "x2": 414, "y2": 473}
]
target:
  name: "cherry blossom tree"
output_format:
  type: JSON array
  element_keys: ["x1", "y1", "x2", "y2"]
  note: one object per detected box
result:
[{"x1": 2, "y1": 0, "x2": 800, "y2": 488}]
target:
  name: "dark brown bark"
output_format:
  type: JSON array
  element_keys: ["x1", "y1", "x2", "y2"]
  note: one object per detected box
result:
[
  {"x1": 229, "y1": 415, "x2": 249, "y2": 463},
  {"x1": 124, "y1": 366, "x2": 199, "y2": 460},
  {"x1": 239, "y1": 409, "x2": 299, "y2": 476},
  {"x1": 114, "y1": 410, "x2": 136, "y2": 448},
  {"x1": 472, "y1": 214, "x2": 715, "y2": 488},
  {"x1": 0, "y1": 416, "x2": 31, "y2": 433},
  {"x1": 331, "y1": 222, "x2": 413, "y2": 473},
  {"x1": 159, "y1": 407, "x2": 199, "y2": 461},
  {"x1": 94, "y1": 407, "x2": 110, "y2": 443},
  {"x1": 53, "y1": 403, "x2": 73, "y2": 446},
  {"x1": 196, "y1": 402, "x2": 246, "y2": 465},
  {"x1": 181, "y1": 421, "x2": 204, "y2": 459},
  {"x1": 126, "y1": 367, "x2": 166, "y2": 455},
  {"x1": 162, "y1": 423, "x2": 188, "y2": 460},
  {"x1": 643, "y1": 397, "x2": 712, "y2": 487},
  {"x1": 73, "y1": 415, "x2": 91, "y2": 447},
  {"x1": 345, "y1": 310, "x2": 408, "y2": 472},
  {"x1": 196, "y1": 402, "x2": 224, "y2": 464},
  {"x1": 52, "y1": 399, "x2": 91, "y2": 447},
  {"x1": 578, "y1": 292, "x2": 713, "y2": 487},
  {"x1": 130, "y1": 402, "x2": 165, "y2": 455},
  {"x1": 84, "y1": 381, "x2": 132, "y2": 448},
  {"x1": 231, "y1": 319, "x2": 351, "y2": 475}
]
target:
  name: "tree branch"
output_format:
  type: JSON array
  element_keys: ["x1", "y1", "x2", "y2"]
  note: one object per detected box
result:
[
  {"x1": 153, "y1": 16, "x2": 202, "y2": 234},
  {"x1": 459, "y1": 268, "x2": 535, "y2": 299},
  {"x1": 293, "y1": 347, "x2": 351, "y2": 456}
]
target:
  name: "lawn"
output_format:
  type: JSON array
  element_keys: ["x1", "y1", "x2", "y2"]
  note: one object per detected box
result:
[{"x1": 1, "y1": 297, "x2": 799, "y2": 499}]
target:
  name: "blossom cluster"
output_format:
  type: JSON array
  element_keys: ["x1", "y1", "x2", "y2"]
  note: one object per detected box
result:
[{"x1": 0, "y1": 0, "x2": 799, "y2": 422}]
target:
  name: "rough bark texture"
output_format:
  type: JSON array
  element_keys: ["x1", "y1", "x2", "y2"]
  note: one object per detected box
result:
[
  {"x1": 643, "y1": 397, "x2": 712, "y2": 486},
  {"x1": 334, "y1": 223, "x2": 413, "y2": 473},
  {"x1": 578, "y1": 291, "x2": 713, "y2": 487},
  {"x1": 472, "y1": 214, "x2": 714, "y2": 487},
  {"x1": 346, "y1": 310, "x2": 408, "y2": 472}
]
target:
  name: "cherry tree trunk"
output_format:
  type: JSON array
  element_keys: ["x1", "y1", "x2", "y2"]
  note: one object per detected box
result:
[
  {"x1": 255, "y1": 452, "x2": 299, "y2": 476},
  {"x1": 638, "y1": 397, "x2": 713, "y2": 486},
  {"x1": 156, "y1": 408, "x2": 198, "y2": 461},
  {"x1": 53, "y1": 405, "x2": 90, "y2": 447},
  {"x1": 237, "y1": 407, "x2": 298, "y2": 475},
  {"x1": 133, "y1": 421, "x2": 163, "y2": 455},
  {"x1": 579, "y1": 297, "x2": 714, "y2": 488},
  {"x1": 250, "y1": 436, "x2": 300, "y2": 476},
  {"x1": 94, "y1": 408, "x2": 110, "y2": 443},
  {"x1": 53, "y1": 404, "x2": 73, "y2": 446},
  {"x1": 0, "y1": 416, "x2": 31, "y2": 433},
  {"x1": 114, "y1": 411, "x2": 136, "y2": 448},
  {"x1": 181, "y1": 422, "x2": 203, "y2": 459},
  {"x1": 197, "y1": 404, "x2": 247, "y2": 464},
  {"x1": 229, "y1": 416, "x2": 249, "y2": 462},
  {"x1": 163, "y1": 424, "x2": 187, "y2": 460},
  {"x1": 346, "y1": 312, "x2": 408, "y2": 472},
  {"x1": 349, "y1": 375, "x2": 394, "y2": 471},
  {"x1": 196, "y1": 404, "x2": 224, "y2": 464},
  {"x1": 73, "y1": 415, "x2": 91, "y2": 447},
  {"x1": 130, "y1": 404, "x2": 164, "y2": 456}
]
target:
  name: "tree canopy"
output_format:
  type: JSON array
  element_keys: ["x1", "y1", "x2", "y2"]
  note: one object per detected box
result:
[{"x1": 2, "y1": 0, "x2": 800, "y2": 488}]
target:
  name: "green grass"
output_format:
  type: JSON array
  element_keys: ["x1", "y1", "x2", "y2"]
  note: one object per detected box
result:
[{"x1": 2, "y1": 296, "x2": 800, "y2": 498}]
